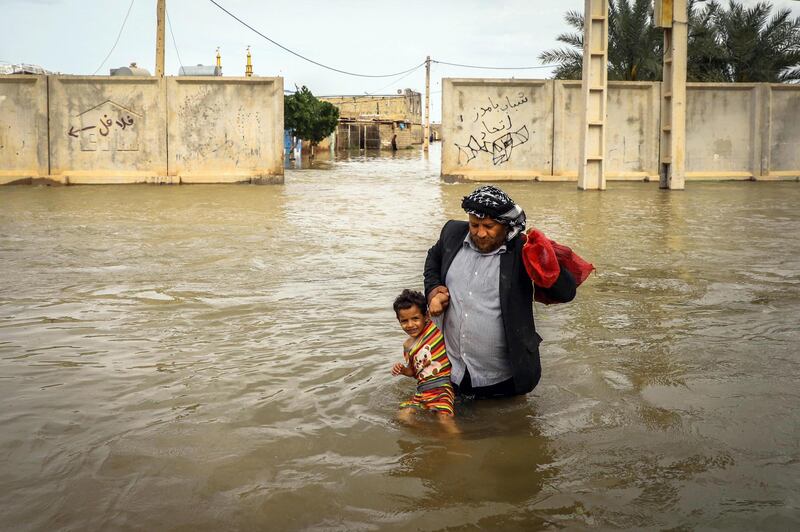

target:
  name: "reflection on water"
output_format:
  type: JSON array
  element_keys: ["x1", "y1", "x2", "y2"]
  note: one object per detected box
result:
[{"x1": 1, "y1": 143, "x2": 799, "y2": 529}]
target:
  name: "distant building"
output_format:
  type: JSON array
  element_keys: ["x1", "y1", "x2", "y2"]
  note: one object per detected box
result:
[
  {"x1": 430, "y1": 122, "x2": 442, "y2": 141},
  {"x1": 319, "y1": 89, "x2": 423, "y2": 151},
  {"x1": 178, "y1": 65, "x2": 222, "y2": 76}
]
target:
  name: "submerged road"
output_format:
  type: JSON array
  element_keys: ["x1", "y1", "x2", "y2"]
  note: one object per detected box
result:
[{"x1": 1, "y1": 144, "x2": 799, "y2": 529}]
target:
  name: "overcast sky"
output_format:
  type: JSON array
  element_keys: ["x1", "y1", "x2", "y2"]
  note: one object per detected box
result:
[{"x1": 2, "y1": 0, "x2": 799, "y2": 121}]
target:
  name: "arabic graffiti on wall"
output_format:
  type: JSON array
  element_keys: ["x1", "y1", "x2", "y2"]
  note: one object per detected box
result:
[
  {"x1": 67, "y1": 100, "x2": 141, "y2": 152},
  {"x1": 68, "y1": 114, "x2": 134, "y2": 138},
  {"x1": 454, "y1": 91, "x2": 532, "y2": 166}
]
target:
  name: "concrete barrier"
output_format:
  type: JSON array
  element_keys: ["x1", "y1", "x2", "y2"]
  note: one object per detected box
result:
[
  {"x1": 444, "y1": 79, "x2": 662, "y2": 182},
  {"x1": 167, "y1": 77, "x2": 283, "y2": 183},
  {"x1": 0, "y1": 75, "x2": 48, "y2": 184},
  {"x1": 441, "y1": 79, "x2": 554, "y2": 181},
  {"x1": 763, "y1": 84, "x2": 800, "y2": 180},
  {"x1": 48, "y1": 76, "x2": 168, "y2": 184},
  {"x1": 443, "y1": 79, "x2": 800, "y2": 182},
  {"x1": 686, "y1": 83, "x2": 760, "y2": 180},
  {"x1": 606, "y1": 82, "x2": 661, "y2": 181},
  {"x1": 551, "y1": 80, "x2": 580, "y2": 181},
  {"x1": 553, "y1": 81, "x2": 660, "y2": 181},
  {"x1": 1, "y1": 74, "x2": 284, "y2": 185},
  {"x1": 2, "y1": 74, "x2": 797, "y2": 185}
]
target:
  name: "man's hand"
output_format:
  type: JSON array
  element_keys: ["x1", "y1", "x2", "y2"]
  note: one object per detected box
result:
[
  {"x1": 391, "y1": 363, "x2": 414, "y2": 377},
  {"x1": 428, "y1": 287, "x2": 450, "y2": 317}
]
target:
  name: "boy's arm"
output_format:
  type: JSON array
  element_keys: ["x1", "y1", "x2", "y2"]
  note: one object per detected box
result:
[
  {"x1": 391, "y1": 342, "x2": 416, "y2": 377},
  {"x1": 391, "y1": 361, "x2": 415, "y2": 378}
]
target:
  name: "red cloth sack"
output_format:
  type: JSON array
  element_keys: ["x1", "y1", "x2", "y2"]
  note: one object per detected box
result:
[
  {"x1": 522, "y1": 229, "x2": 560, "y2": 288},
  {"x1": 522, "y1": 229, "x2": 595, "y2": 304}
]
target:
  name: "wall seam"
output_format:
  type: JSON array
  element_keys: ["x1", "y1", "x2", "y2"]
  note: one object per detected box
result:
[
  {"x1": 165, "y1": 78, "x2": 170, "y2": 182},
  {"x1": 46, "y1": 75, "x2": 51, "y2": 178},
  {"x1": 550, "y1": 80, "x2": 555, "y2": 178}
]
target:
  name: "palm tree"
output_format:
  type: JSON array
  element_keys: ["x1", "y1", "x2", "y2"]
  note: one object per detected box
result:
[
  {"x1": 540, "y1": 0, "x2": 800, "y2": 83},
  {"x1": 538, "y1": 9, "x2": 585, "y2": 80},
  {"x1": 711, "y1": 0, "x2": 800, "y2": 82},
  {"x1": 607, "y1": 0, "x2": 663, "y2": 80},
  {"x1": 539, "y1": 0, "x2": 662, "y2": 81},
  {"x1": 686, "y1": 0, "x2": 729, "y2": 82}
]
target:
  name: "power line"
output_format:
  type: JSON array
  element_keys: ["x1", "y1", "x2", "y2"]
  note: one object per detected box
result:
[
  {"x1": 362, "y1": 57, "x2": 553, "y2": 95},
  {"x1": 208, "y1": 0, "x2": 426, "y2": 78},
  {"x1": 366, "y1": 64, "x2": 425, "y2": 95},
  {"x1": 166, "y1": 7, "x2": 184, "y2": 70},
  {"x1": 432, "y1": 59, "x2": 555, "y2": 70},
  {"x1": 92, "y1": 0, "x2": 136, "y2": 75}
]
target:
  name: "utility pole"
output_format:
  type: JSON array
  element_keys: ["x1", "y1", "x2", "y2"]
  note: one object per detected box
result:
[
  {"x1": 655, "y1": 0, "x2": 687, "y2": 190},
  {"x1": 424, "y1": 56, "x2": 431, "y2": 152},
  {"x1": 155, "y1": 0, "x2": 166, "y2": 77}
]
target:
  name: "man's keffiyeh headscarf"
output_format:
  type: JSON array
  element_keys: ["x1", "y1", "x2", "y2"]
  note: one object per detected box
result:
[{"x1": 461, "y1": 185, "x2": 527, "y2": 241}]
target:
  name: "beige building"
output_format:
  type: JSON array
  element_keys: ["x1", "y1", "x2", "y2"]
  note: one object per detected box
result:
[{"x1": 319, "y1": 89, "x2": 423, "y2": 150}]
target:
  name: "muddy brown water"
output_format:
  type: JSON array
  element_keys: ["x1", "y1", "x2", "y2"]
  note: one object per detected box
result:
[{"x1": 1, "y1": 145, "x2": 799, "y2": 530}]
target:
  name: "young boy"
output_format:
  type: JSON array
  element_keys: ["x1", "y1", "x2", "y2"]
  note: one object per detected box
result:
[{"x1": 391, "y1": 289, "x2": 457, "y2": 431}]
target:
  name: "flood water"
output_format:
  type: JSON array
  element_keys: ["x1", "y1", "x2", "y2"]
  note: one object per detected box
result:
[{"x1": 1, "y1": 144, "x2": 799, "y2": 530}]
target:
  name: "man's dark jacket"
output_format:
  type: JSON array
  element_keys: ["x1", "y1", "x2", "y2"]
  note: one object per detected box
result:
[{"x1": 424, "y1": 220, "x2": 577, "y2": 395}]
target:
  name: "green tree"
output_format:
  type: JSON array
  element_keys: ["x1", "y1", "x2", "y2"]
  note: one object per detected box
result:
[
  {"x1": 537, "y1": 9, "x2": 585, "y2": 80},
  {"x1": 284, "y1": 86, "x2": 339, "y2": 151},
  {"x1": 539, "y1": 0, "x2": 663, "y2": 81},
  {"x1": 540, "y1": 0, "x2": 800, "y2": 83},
  {"x1": 686, "y1": 1, "x2": 729, "y2": 82},
  {"x1": 607, "y1": 0, "x2": 664, "y2": 80},
  {"x1": 711, "y1": 0, "x2": 800, "y2": 82}
]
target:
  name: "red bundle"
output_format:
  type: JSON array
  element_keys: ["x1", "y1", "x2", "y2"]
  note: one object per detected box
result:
[{"x1": 522, "y1": 229, "x2": 595, "y2": 304}]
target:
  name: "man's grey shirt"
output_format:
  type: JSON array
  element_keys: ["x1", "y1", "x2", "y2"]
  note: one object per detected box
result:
[{"x1": 435, "y1": 234, "x2": 513, "y2": 387}]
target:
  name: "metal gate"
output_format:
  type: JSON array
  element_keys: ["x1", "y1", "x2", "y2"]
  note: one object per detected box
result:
[
  {"x1": 364, "y1": 124, "x2": 380, "y2": 149},
  {"x1": 335, "y1": 123, "x2": 381, "y2": 150}
]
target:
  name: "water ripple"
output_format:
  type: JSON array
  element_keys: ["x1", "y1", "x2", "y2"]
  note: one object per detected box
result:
[{"x1": 1, "y1": 151, "x2": 799, "y2": 529}]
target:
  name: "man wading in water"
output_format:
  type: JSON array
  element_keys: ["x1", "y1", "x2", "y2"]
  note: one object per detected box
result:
[{"x1": 424, "y1": 185, "x2": 579, "y2": 398}]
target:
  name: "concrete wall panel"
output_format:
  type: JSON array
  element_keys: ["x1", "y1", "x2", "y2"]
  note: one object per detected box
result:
[
  {"x1": 552, "y1": 81, "x2": 581, "y2": 180},
  {"x1": 167, "y1": 77, "x2": 283, "y2": 183},
  {"x1": 0, "y1": 75, "x2": 48, "y2": 184},
  {"x1": 686, "y1": 84, "x2": 758, "y2": 179},
  {"x1": 441, "y1": 79, "x2": 554, "y2": 181},
  {"x1": 553, "y1": 81, "x2": 660, "y2": 180},
  {"x1": 766, "y1": 85, "x2": 800, "y2": 178},
  {"x1": 606, "y1": 82, "x2": 660, "y2": 180},
  {"x1": 48, "y1": 76, "x2": 168, "y2": 184},
  {"x1": 443, "y1": 79, "x2": 799, "y2": 183},
  {"x1": 5, "y1": 75, "x2": 797, "y2": 186}
]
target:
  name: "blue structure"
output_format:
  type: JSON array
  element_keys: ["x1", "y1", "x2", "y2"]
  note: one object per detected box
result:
[{"x1": 283, "y1": 129, "x2": 302, "y2": 159}]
